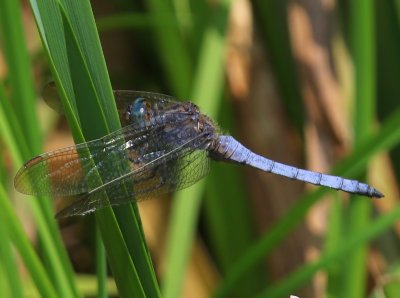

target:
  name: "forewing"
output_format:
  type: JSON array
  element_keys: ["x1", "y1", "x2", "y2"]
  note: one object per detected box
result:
[
  {"x1": 56, "y1": 135, "x2": 211, "y2": 217},
  {"x1": 14, "y1": 124, "x2": 162, "y2": 197}
]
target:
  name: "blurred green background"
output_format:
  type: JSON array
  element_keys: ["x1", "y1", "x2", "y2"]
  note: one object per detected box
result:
[{"x1": 0, "y1": 0, "x2": 399, "y2": 297}]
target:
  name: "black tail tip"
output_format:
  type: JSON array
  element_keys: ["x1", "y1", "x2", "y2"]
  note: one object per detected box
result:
[{"x1": 373, "y1": 189, "x2": 384, "y2": 199}]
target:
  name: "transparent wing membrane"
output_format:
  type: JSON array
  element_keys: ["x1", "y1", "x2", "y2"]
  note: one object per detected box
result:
[
  {"x1": 56, "y1": 136, "x2": 211, "y2": 217},
  {"x1": 15, "y1": 124, "x2": 159, "y2": 196}
]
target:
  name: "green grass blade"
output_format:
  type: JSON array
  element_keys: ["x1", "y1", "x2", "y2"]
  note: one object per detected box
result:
[
  {"x1": 351, "y1": 0, "x2": 376, "y2": 140},
  {"x1": 31, "y1": 0, "x2": 82, "y2": 135},
  {"x1": 342, "y1": 1, "x2": 376, "y2": 296},
  {"x1": 58, "y1": 4, "x2": 109, "y2": 137},
  {"x1": 60, "y1": 0, "x2": 119, "y2": 130}
]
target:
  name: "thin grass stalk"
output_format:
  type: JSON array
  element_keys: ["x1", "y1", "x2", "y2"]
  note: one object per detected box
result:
[
  {"x1": 96, "y1": 227, "x2": 107, "y2": 298},
  {"x1": 343, "y1": 1, "x2": 376, "y2": 296}
]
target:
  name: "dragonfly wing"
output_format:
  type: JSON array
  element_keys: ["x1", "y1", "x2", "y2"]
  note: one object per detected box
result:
[
  {"x1": 56, "y1": 133, "x2": 211, "y2": 217},
  {"x1": 14, "y1": 124, "x2": 164, "y2": 197}
]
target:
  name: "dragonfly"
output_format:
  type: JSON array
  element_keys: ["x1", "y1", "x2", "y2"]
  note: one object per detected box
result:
[{"x1": 14, "y1": 87, "x2": 383, "y2": 217}]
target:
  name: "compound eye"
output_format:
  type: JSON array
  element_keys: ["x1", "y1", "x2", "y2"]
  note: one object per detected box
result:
[{"x1": 128, "y1": 97, "x2": 152, "y2": 123}]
